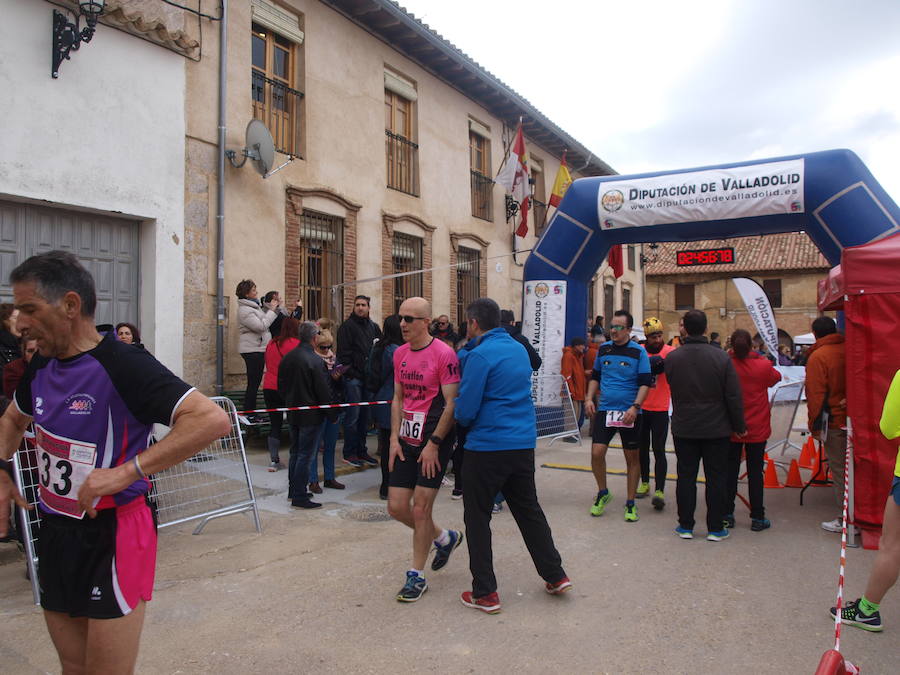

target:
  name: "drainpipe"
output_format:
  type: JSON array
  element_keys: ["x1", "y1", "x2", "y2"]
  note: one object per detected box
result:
[{"x1": 215, "y1": 0, "x2": 228, "y2": 394}]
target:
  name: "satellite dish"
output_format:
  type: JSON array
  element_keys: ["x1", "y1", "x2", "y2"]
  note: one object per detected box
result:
[{"x1": 225, "y1": 120, "x2": 276, "y2": 177}]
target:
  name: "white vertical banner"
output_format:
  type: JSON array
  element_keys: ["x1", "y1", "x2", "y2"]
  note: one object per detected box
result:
[
  {"x1": 732, "y1": 277, "x2": 780, "y2": 356},
  {"x1": 522, "y1": 280, "x2": 567, "y2": 405}
]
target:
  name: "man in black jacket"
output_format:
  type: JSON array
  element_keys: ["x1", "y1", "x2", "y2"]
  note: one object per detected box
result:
[
  {"x1": 500, "y1": 309, "x2": 542, "y2": 371},
  {"x1": 665, "y1": 310, "x2": 746, "y2": 541},
  {"x1": 278, "y1": 321, "x2": 336, "y2": 509},
  {"x1": 337, "y1": 296, "x2": 383, "y2": 467}
]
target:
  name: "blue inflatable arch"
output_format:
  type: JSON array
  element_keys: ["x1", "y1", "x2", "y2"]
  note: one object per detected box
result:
[{"x1": 523, "y1": 149, "x2": 900, "y2": 346}]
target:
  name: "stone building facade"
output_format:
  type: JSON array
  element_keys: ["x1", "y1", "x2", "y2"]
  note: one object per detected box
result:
[
  {"x1": 643, "y1": 233, "x2": 831, "y2": 347},
  {"x1": 181, "y1": 0, "x2": 640, "y2": 392}
]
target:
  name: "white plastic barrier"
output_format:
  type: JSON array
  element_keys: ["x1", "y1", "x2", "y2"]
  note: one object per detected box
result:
[{"x1": 532, "y1": 374, "x2": 582, "y2": 445}]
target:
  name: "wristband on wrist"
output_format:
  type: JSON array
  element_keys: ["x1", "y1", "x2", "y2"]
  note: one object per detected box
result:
[
  {"x1": 0, "y1": 458, "x2": 11, "y2": 475},
  {"x1": 428, "y1": 434, "x2": 443, "y2": 445},
  {"x1": 133, "y1": 455, "x2": 147, "y2": 480}
]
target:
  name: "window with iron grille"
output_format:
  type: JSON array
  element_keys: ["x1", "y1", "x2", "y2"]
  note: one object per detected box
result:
[
  {"x1": 392, "y1": 232, "x2": 423, "y2": 312},
  {"x1": 469, "y1": 131, "x2": 493, "y2": 220},
  {"x1": 386, "y1": 90, "x2": 419, "y2": 195},
  {"x1": 622, "y1": 286, "x2": 632, "y2": 315},
  {"x1": 603, "y1": 283, "x2": 615, "y2": 329},
  {"x1": 456, "y1": 246, "x2": 481, "y2": 328},
  {"x1": 675, "y1": 283, "x2": 695, "y2": 311},
  {"x1": 627, "y1": 245, "x2": 636, "y2": 271},
  {"x1": 298, "y1": 210, "x2": 344, "y2": 321},
  {"x1": 251, "y1": 23, "x2": 303, "y2": 156}
]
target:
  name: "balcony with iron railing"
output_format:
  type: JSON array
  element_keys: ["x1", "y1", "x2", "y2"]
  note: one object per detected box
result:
[
  {"x1": 252, "y1": 71, "x2": 303, "y2": 156},
  {"x1": 470, "y1": 170, "x2": 494, "y2": 221},
  {"x1": 386, "y1": 130, "x2": 419, "y2": 196}
]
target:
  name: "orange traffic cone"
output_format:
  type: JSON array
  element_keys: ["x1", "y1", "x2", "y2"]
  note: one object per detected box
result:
[
  {"x1": 764, "y1": 458, "x2": 783, "y2": 488},
  {"x1": 785, "y1": 459, "x2": 804, "y2": 488},
  {"x1": 799, "y1": 436, "x2": 816, "y2": 469}
]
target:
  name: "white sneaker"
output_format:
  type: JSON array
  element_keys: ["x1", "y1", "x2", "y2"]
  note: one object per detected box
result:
[{"x1": 821, "y1": 518, "x2": 859, "y2": 534}]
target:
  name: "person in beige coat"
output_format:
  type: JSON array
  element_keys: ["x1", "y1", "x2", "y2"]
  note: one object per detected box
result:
[{"x1": 236, "y1": 279, "x2": 279, "y2": 418}]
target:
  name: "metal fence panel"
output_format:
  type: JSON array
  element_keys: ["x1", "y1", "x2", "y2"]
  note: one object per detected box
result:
[
  {"x1": 533, "y1": 374, "x2": 581, "y2": 445},
  {"x1": 12, "y1": 430, "x2": 40, "y2": 605},
  {"x1": 150, "y1": 397, "x2": 261, "y2": 534},
  {"x1": 766, "y1": 380, "x2": 805, "y2": 459}
]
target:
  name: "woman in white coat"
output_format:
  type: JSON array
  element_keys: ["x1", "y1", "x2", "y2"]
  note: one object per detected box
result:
[{"x1": 236, "y1": 279, "x2": 279, "y2": 418}]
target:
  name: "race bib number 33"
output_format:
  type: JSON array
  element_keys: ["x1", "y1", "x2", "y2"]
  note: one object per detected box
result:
[
  {"x1": 35, "y1": 424, "x2": 97, "y2": 519},
  {"x1": 400, "y1": 410, "x2": 426, "y2": 445}
]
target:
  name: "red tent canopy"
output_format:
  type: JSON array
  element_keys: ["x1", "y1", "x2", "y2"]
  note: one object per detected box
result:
[{"x1": 817, "y1": 233, "x2": 900, "y2": 530}]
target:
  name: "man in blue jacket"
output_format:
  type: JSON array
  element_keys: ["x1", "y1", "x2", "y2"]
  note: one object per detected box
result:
[{"x1": 454, "y1": 298, "x2": 570, "y2": 614}]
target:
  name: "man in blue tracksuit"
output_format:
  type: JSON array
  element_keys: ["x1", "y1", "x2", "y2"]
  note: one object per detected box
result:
[{"x1": 454, "y1": 298, "x2": 570, "y2": 614}]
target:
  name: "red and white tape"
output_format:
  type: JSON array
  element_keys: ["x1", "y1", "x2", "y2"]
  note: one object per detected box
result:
[
  {"x1": 831, "y1": 426, "x2": 859, "y2": 675},
  {"x1": 238, "y1": 400, "x2": 391, "y2": 415}
]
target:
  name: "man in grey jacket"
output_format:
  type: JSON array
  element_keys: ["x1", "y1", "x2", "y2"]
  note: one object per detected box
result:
[{"x1": 665, "y1": 310, "x2": 746, "y2": 541}]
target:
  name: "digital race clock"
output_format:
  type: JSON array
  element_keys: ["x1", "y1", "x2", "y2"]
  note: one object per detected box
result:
[{"x1": 676, "y1": 247, "x2": 735, "y2": 267}]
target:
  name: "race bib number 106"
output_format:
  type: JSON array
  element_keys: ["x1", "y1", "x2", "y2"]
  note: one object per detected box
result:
[
  {"x1": 35, "y1": 424, "x2": 97, "y2": 519},
  {"x1": 400, "y1": 410, "x2": 426, "y2": 445}
]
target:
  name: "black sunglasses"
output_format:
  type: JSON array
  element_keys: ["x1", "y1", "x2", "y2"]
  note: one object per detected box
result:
[
  {"x1": 400, "y1": 315, "x2": 426, "y2": 324},
  {"x1": 317, "y1": 344, "x2": 333, "y2": 350}
]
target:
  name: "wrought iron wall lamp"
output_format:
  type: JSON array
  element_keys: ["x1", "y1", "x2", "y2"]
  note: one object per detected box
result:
[{"x1": 52, "y1": 1, "x2": 106, "y2": 79}]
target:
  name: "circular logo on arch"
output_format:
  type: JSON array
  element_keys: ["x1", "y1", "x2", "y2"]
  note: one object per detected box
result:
[
  {"x1": 534, "y1": 283, "x2": 550, "y2": 298},
  {"x1": 601, "y1": 189, "x2": 624, "y2": 212}
]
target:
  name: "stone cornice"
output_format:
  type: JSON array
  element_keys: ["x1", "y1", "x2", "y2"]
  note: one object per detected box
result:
[
  {"x1": 449, "y1": 232, "x2": 490, "y2": 251},
  {"x1": 286, "y1": 185, "x2": 362, "y2": 214},
  {"x1": 381, "y1": 212, "x2": 436, "y2": 233}
]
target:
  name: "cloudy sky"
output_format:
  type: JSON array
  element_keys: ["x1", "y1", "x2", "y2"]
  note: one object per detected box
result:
[{"x1": 399, "y1": 0, "x2": 900, "y2": 199}]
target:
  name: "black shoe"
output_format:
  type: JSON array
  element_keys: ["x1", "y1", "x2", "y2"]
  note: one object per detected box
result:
[
  {"x1": 396, "y1": 571, "x2": 428, "y2": 602},
  {"x1": 431, "y1": 530, "x2": 463, "y2": 571},
  {"x1": 723, "y1": 514, "x2": 735, "y2": 529},
  {"x1": 830, "y1": 598, "x2": 883, "y2": 632},
  {"x1": 342, "y1": 456, "x2": 364, "y2": 468},
  {"x1": 379, "y1": 487, "x2": 388, "y2": 500},
  {"x1": 291, "y1": 500, "x2": 322, "y2": 509},
  {"x1": 358, "y1": 453, "x2": 379, "y2": 466}
]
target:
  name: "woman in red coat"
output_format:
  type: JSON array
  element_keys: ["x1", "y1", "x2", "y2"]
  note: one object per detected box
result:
[{"x1": 726, "y1": 329, "x2": 782, "y2": 531}]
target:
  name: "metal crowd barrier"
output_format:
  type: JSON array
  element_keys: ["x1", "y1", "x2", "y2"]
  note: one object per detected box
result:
[
  {"x1": 532, "y1": 373, "x2": 582, "y2": 445},
  {"x1": 150, "y1": 396, "x2": 261, "y2": 534},
  {"x1": 9, "y1": 397, "x2": 260, "y2": 606},
  {"x1": 765, "y1": 380, "x2": 805, "y2": 461}
]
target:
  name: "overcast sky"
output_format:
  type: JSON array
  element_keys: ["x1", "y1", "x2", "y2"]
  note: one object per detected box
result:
[{"x1": 400, "y1": 0, "x2": 900, "y2": 199}]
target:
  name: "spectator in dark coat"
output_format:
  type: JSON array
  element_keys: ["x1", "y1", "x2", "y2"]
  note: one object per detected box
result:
[
  {"x1": 336, "y1": 295, "x2": 382, "y2": 466},
  {"x1": 430, "y1": 314, "x2": 459, "y2": 347},
  {"x1": 373, "y1": 315, "x2": 404, "y2": 499},
  {"x1": 665, "y1": 310, "x2": 746, "y2": 541},
  {"x1": 278, "y1": 321, "x2": 336, "y2": 510},
  {"x1": 500, "y1": 309, "x2": 542, "y2": 371}
]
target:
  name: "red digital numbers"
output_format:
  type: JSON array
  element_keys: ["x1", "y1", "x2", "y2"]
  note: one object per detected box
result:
[{"x1": 676, "y1": 247, "x2": 735, "y2": 267}]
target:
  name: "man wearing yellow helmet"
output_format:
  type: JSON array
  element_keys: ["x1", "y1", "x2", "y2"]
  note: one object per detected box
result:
[{"x1": 636, "y1": 318, "x2": 674, "y2": 510}]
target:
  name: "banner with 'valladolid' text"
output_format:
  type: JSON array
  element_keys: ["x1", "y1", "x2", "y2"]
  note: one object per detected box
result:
[
  {"x1": 732, "y1": 277, "x2": 780, "y2": 357},
  {"x1": 597, "y1": 159, "x2": 805, "y2": 229},
  {"x1": 521, "y1": 280, "x2": 566, "y2": 406}
]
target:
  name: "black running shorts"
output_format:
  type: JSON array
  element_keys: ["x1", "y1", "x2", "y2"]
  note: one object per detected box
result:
[
  {"x1": 37, "y1": 497, "x2": 157, "y2": 619},
  {"x1": 389, "y1": 435, "x2": 455, "y2": 490},
  {"x1": 592, "y1": 411, "x2": 640, "y2": 449}
]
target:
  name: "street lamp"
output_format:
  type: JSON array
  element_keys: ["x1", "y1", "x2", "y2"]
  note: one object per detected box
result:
[{"x1": 52, "y1": 0, "x2": 106, "y2": 79}]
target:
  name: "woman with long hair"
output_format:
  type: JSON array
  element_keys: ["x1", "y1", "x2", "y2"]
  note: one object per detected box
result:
[
  {"x1": 115, "y1": 322, "x2": 142, "y2": 347},
  {"x1": 725, "y1": 329, "x2": 782, "y2": 531},
  {"x1": 373, "y1": 315, "x2": 405, "y2": 499},
  {"x1": 262, "y1": 316, "x2": 300, "y2": 471}
]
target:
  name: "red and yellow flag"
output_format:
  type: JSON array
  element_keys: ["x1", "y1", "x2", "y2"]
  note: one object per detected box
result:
[{"x1": 548, "y1": 151, "x2": 572, "y2": 208}]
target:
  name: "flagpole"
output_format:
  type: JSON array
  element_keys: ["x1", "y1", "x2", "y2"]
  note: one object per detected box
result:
[{"x1": 539, "y1": 149, "x2": 567, "y2": 232}]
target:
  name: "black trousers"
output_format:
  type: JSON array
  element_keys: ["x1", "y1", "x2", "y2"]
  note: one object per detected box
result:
[
  {"x1": 462, "y1": 449, "x2": 565, "y2": 598},
  {"x1": 638, "y1": 410, "x2": 669, "y2": 491},
  {"x1": 240, "y1": 352, "x2": 265, "y2": 413},
  {"x1": 726, "y1": 441, "x2": 767, "y2": 520},
  {"x1": 673, "y1": 436, "x2": 729, "y2": 533}
]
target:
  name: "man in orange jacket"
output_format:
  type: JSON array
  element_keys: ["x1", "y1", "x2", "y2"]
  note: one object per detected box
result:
[
  {"x1": 561, "y1": 337, "x2": 587, "y2": 442},
  {"x1": 805, "y1": 316, "x2": 848, "y2": 533}
]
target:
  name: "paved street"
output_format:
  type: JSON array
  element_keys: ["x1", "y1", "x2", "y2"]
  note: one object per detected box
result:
[{"x1": 1, "y1": 434, "x2": 893, "y2": 674}]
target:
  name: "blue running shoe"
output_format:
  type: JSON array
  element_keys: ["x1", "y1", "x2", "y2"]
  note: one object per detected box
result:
[
  {"x1": 396, "y1": 571, "x2": 428, "y2": 602},
  {"x1": 674, "y1": 526, "x2": 693, "y2": 539},
  {"x1": 707, "y1": 529, "x2": 730, "y2": 542},
  {"x1": 431, "y1": 530, "x2": 463, "y2": 571}
]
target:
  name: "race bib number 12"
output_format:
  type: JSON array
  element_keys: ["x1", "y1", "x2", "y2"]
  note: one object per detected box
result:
[
  {"x1": 606, "y1": 410, "x2": 634, "y2": 429},
  {"x1": 35, "y1": 424, "x2": 97, "y2": 519},
  {"x1": 400, "y1": 410, "x2": 426, "y2": 445}
]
